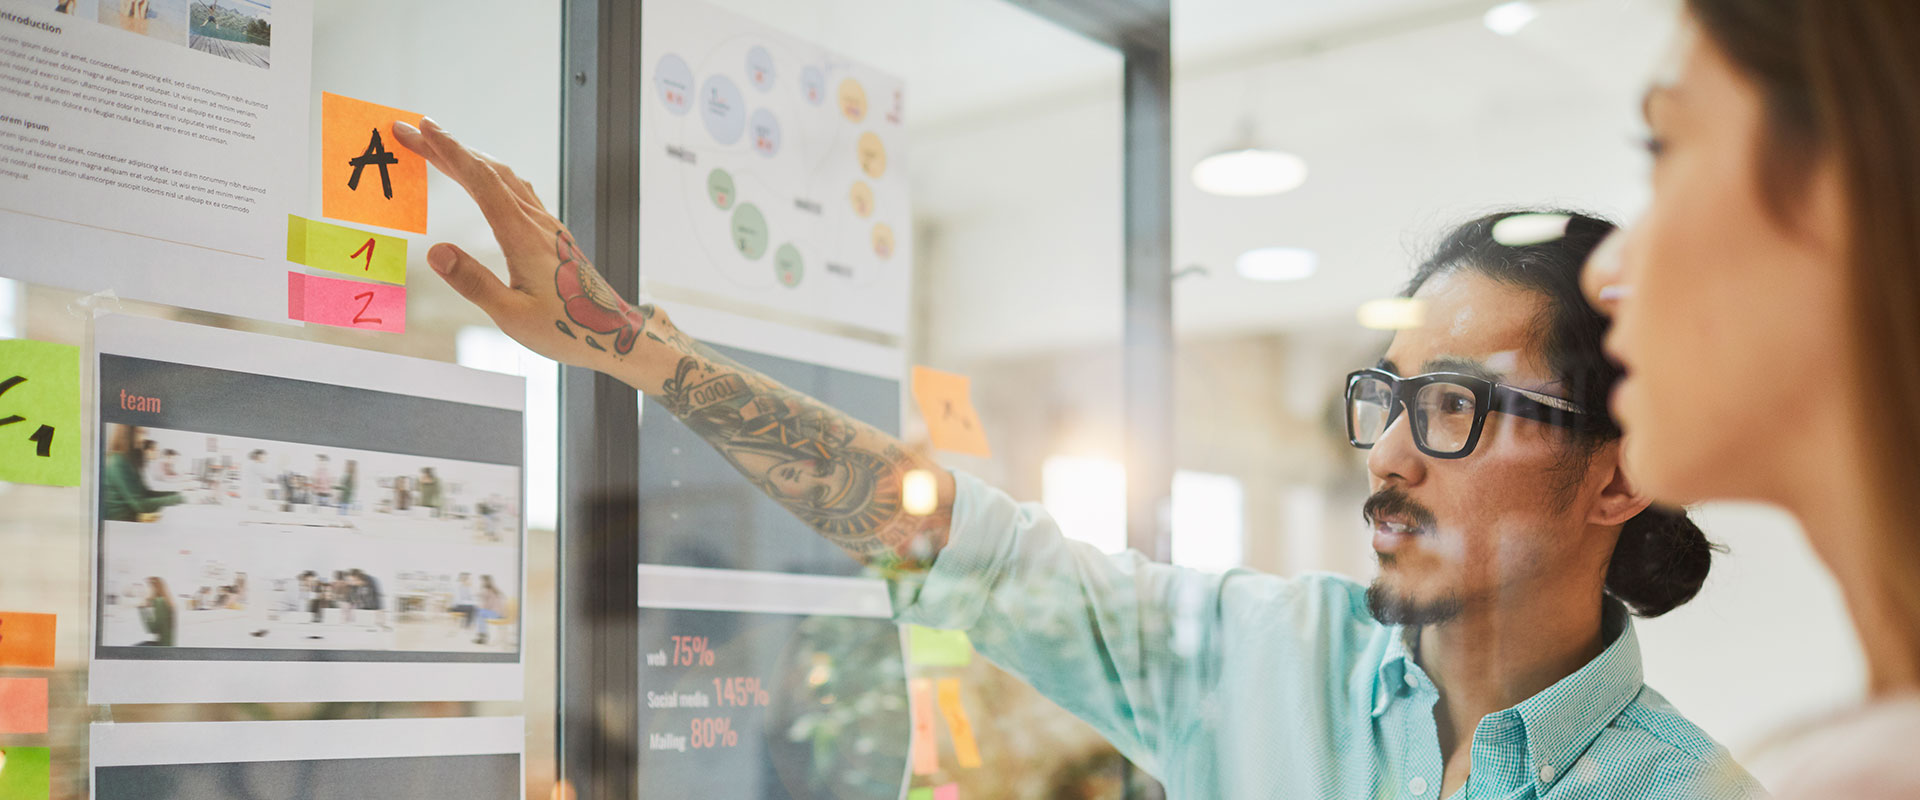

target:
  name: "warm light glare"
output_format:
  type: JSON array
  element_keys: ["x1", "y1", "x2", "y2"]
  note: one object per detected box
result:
[
  {"x1": 1235, "y1": 247, "x2": 1318, "y2": 282},
  {"x1": 902, "y1": 469, "x2": 938, "y2": 516},
  {"x1": 1357, "y1": 297, "x2": 1427, "y2": 330},
  {"x1": 1191, "y1": 148, "x2": 1309, "y2": 197},
  {"x1": 1491, "y1": 213, "x2": 1570, "y2": 246},
  {"x1": 1483, "y1": 1, "x2": 1538, "y2": 35}
]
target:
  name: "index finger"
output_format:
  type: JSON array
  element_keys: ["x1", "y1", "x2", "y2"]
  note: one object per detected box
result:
[{"x1": 392, "y1": 118, "x2": 529, "y2": 237}]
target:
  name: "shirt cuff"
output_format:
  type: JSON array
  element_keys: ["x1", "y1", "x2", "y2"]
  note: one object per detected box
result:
[{"x1": 890, "y1": 470, "x2": 1016, "y2": 630}]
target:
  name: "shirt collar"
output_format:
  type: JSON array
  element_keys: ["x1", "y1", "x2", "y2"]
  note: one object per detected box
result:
[
  {"x1": 1513, "y1": 600, "x2": 1642, "y2": 791},
  {"x1": 1371, "y1": 600, "x2": 1645, "y2": 792}
]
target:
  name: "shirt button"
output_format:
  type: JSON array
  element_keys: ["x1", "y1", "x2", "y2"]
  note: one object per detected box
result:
[
  {"x1": 1539, "y1": 764, "x2": 1556, "y2": 782},
  {"x1": 1404, "y1": 673, "x2": 1418, "y2": 689},
  {"x1": 1408, "y1": 776, "x2": 1429, "y2": 796}
]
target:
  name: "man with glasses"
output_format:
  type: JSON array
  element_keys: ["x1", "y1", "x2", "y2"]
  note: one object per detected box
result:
[{"x1": 398, "y1": 121, "x2": 1757, "y2": 799}]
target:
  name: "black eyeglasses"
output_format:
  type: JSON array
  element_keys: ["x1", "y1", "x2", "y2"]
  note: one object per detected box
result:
[{"x1": 1345, "y1": 368, "x2": 1589, "y2": 459}]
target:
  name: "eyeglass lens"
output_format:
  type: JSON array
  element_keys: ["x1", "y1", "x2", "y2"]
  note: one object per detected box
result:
[{"x1": 1348, "y1": 376, "x2": 1480, "y2": 454}]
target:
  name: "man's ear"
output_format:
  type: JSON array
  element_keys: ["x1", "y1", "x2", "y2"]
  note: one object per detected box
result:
[{"x1": 1589, "y1": 440, "x2": 1654, "y2": 527}]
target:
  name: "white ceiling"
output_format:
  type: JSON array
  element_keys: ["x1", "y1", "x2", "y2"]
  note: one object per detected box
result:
[{"x1": 910, "y1": 0, "x2": 1682, "y2": 362}]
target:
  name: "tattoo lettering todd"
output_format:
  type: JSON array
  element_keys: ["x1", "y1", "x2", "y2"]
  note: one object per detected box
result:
[
  {"x1": 661, "y1": 355, "x2": 910, "y2": 554},
  {"x1": 550, "y1": 229, "x2": 651, "y2": 355}
]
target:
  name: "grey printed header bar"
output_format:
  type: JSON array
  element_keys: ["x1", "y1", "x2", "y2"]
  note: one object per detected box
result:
[{"x1": 100, "y1": 354, "x2": 524, "y2": 466}]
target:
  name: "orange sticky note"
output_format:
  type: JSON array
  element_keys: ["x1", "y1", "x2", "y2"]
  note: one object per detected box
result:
[
  {"x1": 911, "y1": 366, "x2": 990, "y2": 458},
  {"x1": 935, "y1": 678, "x2": 982, "y2": 769},
  {"x1": 0, "y1": 612, "x2": 54, "y2": 668},
  {"x1": 0, "y1": 678, "x2": 47, "y2": 734},
  {"x1": 321, "y1": 92, "x2": 428, "y2": 234},
  {"x1": 288, "y1": 273, "x2": 407, "y2": 333},
  {"x1": 909, "y1": 678, "x2": 939, "y2": 776}
]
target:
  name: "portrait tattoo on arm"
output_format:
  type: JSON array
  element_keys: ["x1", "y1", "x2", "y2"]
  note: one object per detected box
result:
[
  {"x1": 550, "y1": 228, "x2": 655, "y2": 355},
  {"x1": 659, "y1": 346, "x2": 943, "y2": 563}
]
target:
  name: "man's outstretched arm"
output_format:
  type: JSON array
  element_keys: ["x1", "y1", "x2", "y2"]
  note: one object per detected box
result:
[{"x1": 393, "y1": 118, "x2": 954, "y2": 568}]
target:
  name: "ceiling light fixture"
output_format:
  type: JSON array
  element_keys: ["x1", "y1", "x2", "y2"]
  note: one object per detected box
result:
[
  {"x1": 1192, "y1": 118, "x2": 1308, "y2": 197},
  {"x1": 1235, "y1": 247, "x2": 1318, "y2": 282},
  {"x1": 1491, "y1": 213, "x2": 1572, "y2": 246},
  {"x1": 1484, "y1": 1, "x2": 1539, "y2": 35}
]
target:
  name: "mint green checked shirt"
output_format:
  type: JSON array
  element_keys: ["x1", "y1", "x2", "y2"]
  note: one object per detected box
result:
[{"x1": 893, "y1": 472, "x2": 1764, "y2": 799}]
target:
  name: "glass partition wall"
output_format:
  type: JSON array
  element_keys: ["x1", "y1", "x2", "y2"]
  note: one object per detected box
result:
[{"x1": 2, "y1": 0, "x2": 1857, "y2": 798}]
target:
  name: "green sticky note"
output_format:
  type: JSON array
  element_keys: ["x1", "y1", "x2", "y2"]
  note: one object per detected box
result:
[
  {"x1": 909, "y1": 625, "x2": 973, "y2": 668},
  {"x1": 0, "y1": 339, "x2": 81, "y2": 487},
  {"x1": 906, "y1": 789, "x2": 933, "y2": 800},
  {"x1": 287, "y1": 214, "x2": 410, "y2": 285},
  {"x1": 0, "y1": 746, "x2": 51, "y2": 799}
]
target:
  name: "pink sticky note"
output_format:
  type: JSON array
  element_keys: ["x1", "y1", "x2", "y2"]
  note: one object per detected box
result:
[
  {"x1": 288, "y1": 272, "x2": 407, "y2": 333},
  {"x1": 0, "y1": 677, "x2": 48, "y2": 734},
  {"x1": 933, "y1": 784, "x2": 958, "y2": 800},
  {"x1": 909, "y1": 678, "x2": 939, "y2": 776}
]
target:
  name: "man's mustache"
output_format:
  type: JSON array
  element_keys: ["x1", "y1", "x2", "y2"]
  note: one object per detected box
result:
[{"x1": 1363, "y1": 487, "x2": 1437, "y2": 533}]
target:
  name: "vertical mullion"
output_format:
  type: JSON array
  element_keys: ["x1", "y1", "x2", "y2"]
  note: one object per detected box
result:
[{"x1": 559, "y1": 0, "x2": 643, "y2": 797}]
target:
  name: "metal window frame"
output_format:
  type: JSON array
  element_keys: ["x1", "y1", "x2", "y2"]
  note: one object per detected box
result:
[{"x1": 556, "y1": 0, "x2": 1172, "y2": 795}]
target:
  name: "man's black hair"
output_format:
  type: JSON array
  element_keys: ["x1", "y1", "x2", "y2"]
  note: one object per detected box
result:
[{"x1": 1403, "y1": 210, "x2": 1717, "y2": 617}]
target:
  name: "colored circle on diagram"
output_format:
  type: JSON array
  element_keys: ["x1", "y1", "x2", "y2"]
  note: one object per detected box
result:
[
  {"x1": 706, "y1": 169, "x2": 735, "y2": 210},
  {"x1": 749, "y1": 109, "x2": 783, "y2": 158},
  {"x1": 801, "y1": 66, "x2": 826, "y2": 106},
  {"x1": 849, "y1": 181, "x2": 874, "y2": 218},
  {"x1": 746, "y1": 46, "x2": 777, "y2": 92},
  {"x1": 774, "y1": 244, "x2": 804, "y2": 287},
  {"x1": 856, "y1": 132, "x2": 887, "y2": 179},
  {"x1": 731, "y1": 203, "x2": 769, "y2": 260},
  {"x1": 872, "y1": 222, "x2": 895, "y2": 260},
  {"x1": 700, "y1": 75, "x2": 746, "y2": 145},
  {"x1": 654, "y1": 54, "x2": 695, "y2": 115},
  {"x1": 838, "y1": 78, "x2": 867, "y2": 123}
]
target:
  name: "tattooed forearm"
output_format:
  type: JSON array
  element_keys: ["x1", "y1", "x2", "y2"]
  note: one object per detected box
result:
[{"x1": 658, "y1": 343, "x2": 951, "y2": 566}]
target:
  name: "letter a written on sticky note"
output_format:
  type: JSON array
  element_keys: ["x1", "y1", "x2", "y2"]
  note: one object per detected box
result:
[
  {"x1": 288, "y1": 215, "x2": 409, "y2": 285},
  {"x1": 0, "y1": 339, "x2": 81, "y2": 487},
  {"x1": 0, "y1": 747, "x2": 51, "y2": 799},
  {"x1": 0, "y1": 678, "x2": 48, "y2": 734},
  {"x1": 911, "y1": 366, "x2": 991, "y2": 458},
  {"x1": 288, "y1": 273, "x2": 407, "y2": 333},
  {"x1": 322, "y1": 93, "x2": 428, "y2": 234},
  {"x1": 0, "y1": 612, "x2": 55, "y2": 668}
]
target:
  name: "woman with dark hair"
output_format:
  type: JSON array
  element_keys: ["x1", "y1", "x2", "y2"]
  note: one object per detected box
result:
[
  {"x1": 1583, "y1": 2, "x2": 1920, "y2": 795},
  {"x1": 102, "y1": 424, "x2": 183, "y2": 522},
  {"x1": 139, "y1": 576, "x2": 175, "y2": 647}
]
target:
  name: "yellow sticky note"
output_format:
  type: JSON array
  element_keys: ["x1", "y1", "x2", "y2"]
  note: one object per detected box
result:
[
  {"x1": 288, "y1": 215, "x2": 409, "y2": 285},
  {"x1": 935, "y1": 678, "x2": 982, "y2": 769},
  {"x1": 322, "y1": 93, "x2": 428, "y2": 234},
  {"x1": 909, "y1": 626, "x2": 972, "y2": 668},
  {"x1": 0, "y1": 339, "x2": 81, "y2": 486},
  {"x1": 911, "y1": 366, "x2": 990, "y2": 458},
  {"x1": 910, "y1": 678, "x2": 939, "y2": 776}
]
